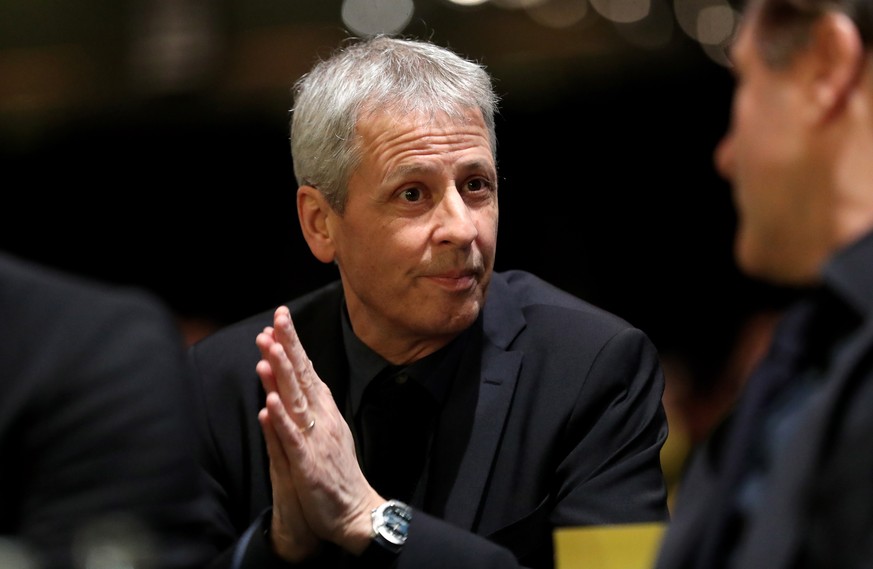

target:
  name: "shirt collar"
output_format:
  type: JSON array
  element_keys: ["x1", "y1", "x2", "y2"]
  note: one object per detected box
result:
[
  {"x1": 821, "y1": 228, "x2": 873, "y2": 318},
  {"x1": 341, "y1": 304, "x2": 466, "y2": 418}
]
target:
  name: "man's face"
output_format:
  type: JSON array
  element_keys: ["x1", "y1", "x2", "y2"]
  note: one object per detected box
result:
[
  {"x1": 714, "y1": 12, "x2": 823, "y2": 284},
  {"x1": 327, "y1": 107, "x2": 498, "y2": 362}
]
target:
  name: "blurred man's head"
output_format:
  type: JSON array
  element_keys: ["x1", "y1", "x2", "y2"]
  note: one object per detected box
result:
[{"x1": 715, "y1": 0, "x2": 873, "y2": 285}]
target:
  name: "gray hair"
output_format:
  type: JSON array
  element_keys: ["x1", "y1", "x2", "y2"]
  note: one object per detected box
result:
[{"x1": 289, "y1": 35, "x2": 500, "y2": 214}]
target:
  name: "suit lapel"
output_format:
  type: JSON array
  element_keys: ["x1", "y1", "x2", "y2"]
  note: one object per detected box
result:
[
  {"x1": 442, "y1": 345, "x2": 522, "y2": 528},
  {"x1": 442, "y1": 274, "x2": 526, "y2": 529}
]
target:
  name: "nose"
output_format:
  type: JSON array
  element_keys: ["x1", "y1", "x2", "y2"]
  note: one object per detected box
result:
[
  {"x1": 434, "y1": 187, "x2": 478, "y2": 246},
  {"x1": 714, "y1": 128, "x2": 735, "y2": 181}
]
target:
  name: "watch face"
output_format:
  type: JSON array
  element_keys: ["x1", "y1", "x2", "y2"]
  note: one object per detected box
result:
[{"x1": 374, "y1": 501, "x2": 413, "y2": 545}]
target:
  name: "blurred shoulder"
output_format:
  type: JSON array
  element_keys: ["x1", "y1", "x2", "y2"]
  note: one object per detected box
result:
[{"x1": 0, "y1": 252, "x2": 180, "y2": 350}]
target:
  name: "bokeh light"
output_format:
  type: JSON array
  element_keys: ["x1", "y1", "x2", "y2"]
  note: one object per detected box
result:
[
  {"x1": 696, "y1": 3, "x2": 736, "y2": 44},
  {"x1": 525, "y1": 0, "x2": 589, "y2": 28},
  {"x1": 614, "y1": 0, "x2": 674, "y2": 48},
  {"x1": 589, "y1": 0, "x2": 651, "y2": 23},
  {"x1": 491, "y1": 0, "x2": 551, "y2": 9},
  {"x1": 341, "y1": 0, "x2": 416, "y2": 36}
]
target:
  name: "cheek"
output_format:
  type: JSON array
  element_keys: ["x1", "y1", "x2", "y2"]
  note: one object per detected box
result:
[
  {"x1": 733, "y1": 91, "x2": 760, "y2": 145},
  {"x1": 335, "y1": 220, "x2": 391, "y2": 271},
  {"x1": 476, "y1": 208, "x2": 499, "y2": 243},
  {"x1": 746, "y1": 80, "x2": 798, "y2": 139},
  {"x1": 732, "y1": 91, "x2": 782, "y2": 173}
]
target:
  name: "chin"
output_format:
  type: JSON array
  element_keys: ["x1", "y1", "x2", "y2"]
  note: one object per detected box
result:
[
  {"x1": 438, "y1": 302, "x2": 483, "y2": 334},
  {"x1": 736, "y1": 249, "x2": 763, "y2": 280},
  {"x1": 736, "y1": 248, "x2": 794, "y2": 286},
  {"x1": 734, "y1": 226, "x2": 759, "y2": 268}
]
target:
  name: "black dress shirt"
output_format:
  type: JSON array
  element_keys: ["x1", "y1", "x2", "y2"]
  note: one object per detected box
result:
[{"x1": 340, "y1": 305, "x2": 469, "y2": 507}]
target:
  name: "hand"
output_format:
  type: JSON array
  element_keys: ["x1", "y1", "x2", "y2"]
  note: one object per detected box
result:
[
  {"x1": 258, "y1": 404, "x2": 320, "y2": 561},
  {"x1": 255, "y1": 306, "x2": 384, "y2": 557}
]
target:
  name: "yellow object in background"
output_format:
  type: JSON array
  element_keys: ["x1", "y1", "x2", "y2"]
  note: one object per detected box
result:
[{"x1": 554, "y1": 522, "x2": 666, "y2": 569}]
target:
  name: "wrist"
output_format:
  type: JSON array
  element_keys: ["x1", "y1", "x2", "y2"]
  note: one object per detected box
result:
[
  {"x1": 342, "y1": 494, "x2": 387, "y2": 555},
  {"x1": 269, "y1": 509, "x2": 321, "y2": 562}
]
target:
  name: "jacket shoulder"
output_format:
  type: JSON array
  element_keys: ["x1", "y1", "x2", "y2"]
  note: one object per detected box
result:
[{"x1": 495, "y1": 270, "x2": 633, "y2": 331}]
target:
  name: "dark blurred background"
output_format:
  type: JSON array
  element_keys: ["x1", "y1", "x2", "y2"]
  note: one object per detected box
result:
[{"x1": 0, "y1": 0, "x2": 791, "y2": 450}]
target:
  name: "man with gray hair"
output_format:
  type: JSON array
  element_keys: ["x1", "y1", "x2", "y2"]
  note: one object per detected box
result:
[{"x1": 189, "y1": 35, "x2": 669, "y2": 569}]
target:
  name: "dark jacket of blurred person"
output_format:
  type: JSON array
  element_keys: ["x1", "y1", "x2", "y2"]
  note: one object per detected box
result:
[
  {"x1": 0, "y1": 252, "x2": 214, "y2": 569},
  {"x1": 654, "y1": 0, "x2": 873, "y2": 566}
]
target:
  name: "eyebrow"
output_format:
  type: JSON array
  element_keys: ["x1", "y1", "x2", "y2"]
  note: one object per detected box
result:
[
  {"x1": 385, "y1": 160, "x2": 496, "y2": 184},
  {"x1": 459, "y1": 160, "x2": 496, "y2": 176},
  {"x1": 387, "y1": 163, "x2": 436, "y2": 181}
]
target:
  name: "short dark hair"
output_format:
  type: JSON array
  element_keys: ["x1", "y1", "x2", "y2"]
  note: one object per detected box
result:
[{"x1": 750, "y1": 0, "x2": 873, "y2": 65}]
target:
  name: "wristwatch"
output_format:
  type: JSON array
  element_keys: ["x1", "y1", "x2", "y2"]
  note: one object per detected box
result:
[{"x1": 370, "y1": 499, "x2": 413, "y2": 553}]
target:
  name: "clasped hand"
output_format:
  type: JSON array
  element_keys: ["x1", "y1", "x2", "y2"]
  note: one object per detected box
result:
[{"x1": 255, "y1": 306, "x2": 384, "y2": 561}]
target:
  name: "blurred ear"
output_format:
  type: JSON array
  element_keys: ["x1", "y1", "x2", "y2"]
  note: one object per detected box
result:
[
  {"x1": 297, "y1": 186, "x2": 336, "y2": 264},
  {"x1": 804, "y1": 11, "x2": 864, "y2": 122}
]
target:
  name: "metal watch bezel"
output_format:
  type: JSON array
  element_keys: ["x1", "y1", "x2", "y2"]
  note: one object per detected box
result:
[{"x1": 371, "y1": 499, "x2": 412, "y2": 549}]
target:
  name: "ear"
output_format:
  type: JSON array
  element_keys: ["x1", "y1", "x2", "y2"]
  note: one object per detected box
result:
[
  {"x1": 804, "y1": 11, "x2": 864, "y2": 122},
  {"x1": 297, "y1": 186, "x2": 336, "y2": 264}
]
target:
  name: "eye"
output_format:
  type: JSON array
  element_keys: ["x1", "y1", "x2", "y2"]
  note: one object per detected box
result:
[
  {"x1": 401, "y1": 187, "x2": 423, "y2": 202},
  {"x1": 465, "y1": 178, "x2": 493, "y2": 193}
]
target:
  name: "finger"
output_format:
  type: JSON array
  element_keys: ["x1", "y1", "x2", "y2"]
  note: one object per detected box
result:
[
  {"x1": 273, "y1": 308, "x2": 315, "y2": 391},
  {"x1": 259, "y1": 406, "x2": 291, "y2": 472},
  {"x1": 298, "y1": 357, "x2": 320, "y2": 404},
  {"x1": 265, "y1": 391, "x2": 312, "y2": 451},
  {"x1": 260, "y1": 403, "x2": 322, "y2": 557},
  {"x1": 270, "y1": 307, "x2": 314, "y2": 417},
  {"x1": 272, "y1": 308, "x2": 323, "y2": 415},
  {"x1": 267, "y1": 340, "x2": 312, "y2": 424},
  {"x1": 256, "y1": 327, "x2": 279, "y2": 393},
  {"x1": 256, "y1": 358, "x2": 278, "y2": 395},
  {"x1": 256, "y1": 327, "x2": 275, "y2": 353}
]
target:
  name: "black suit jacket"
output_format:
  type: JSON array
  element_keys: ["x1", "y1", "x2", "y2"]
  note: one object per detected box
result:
[
  {"x1": 0, "y1": 252, "x2": 214, "y2": 569},
  {"x1": 189, "y1": 270, "x2": 669, "y2": 569},
  {"x1": 655, "y1": 232, "x2": 873, "y2": 569}
]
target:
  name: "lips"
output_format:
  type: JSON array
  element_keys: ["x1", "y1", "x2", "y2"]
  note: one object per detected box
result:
[
  {"x1": 426, "y1": 273, "x2": 478, "y2": 292},
  {"x1": 430, "y1": 269, "x2": 478, "y2": 279},
  {"x1": 425, "y1": 260, "x2": 484, "y2": 279},
  {"x1": 420, "y1": 264, "x2": 484, "y2": 292}
]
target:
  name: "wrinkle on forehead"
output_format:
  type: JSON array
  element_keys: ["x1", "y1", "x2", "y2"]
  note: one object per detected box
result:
[{"x1": 357, "y1": 108, "x2": 493, "y2": 162}]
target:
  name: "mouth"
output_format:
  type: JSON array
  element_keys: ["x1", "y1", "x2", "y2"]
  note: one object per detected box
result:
[{"x1": 423, "y1": 267, "x2": 482, "y2": 292}]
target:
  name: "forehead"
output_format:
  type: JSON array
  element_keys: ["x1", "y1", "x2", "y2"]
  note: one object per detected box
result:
[{"x1": 355, "y1": 106, "x2": 492, "y2": 154}]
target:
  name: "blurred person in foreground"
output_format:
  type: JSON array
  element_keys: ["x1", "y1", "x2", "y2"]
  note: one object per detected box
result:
[
  {"x1": 188, "y1": 35, "x2": 669, "y2": 569},
  {"x1": 0, "y1": 251, "x2": 213, "y2": 569},
  {"x1": 654, "y1": 0, "x2": 873, "y2": 566}
]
